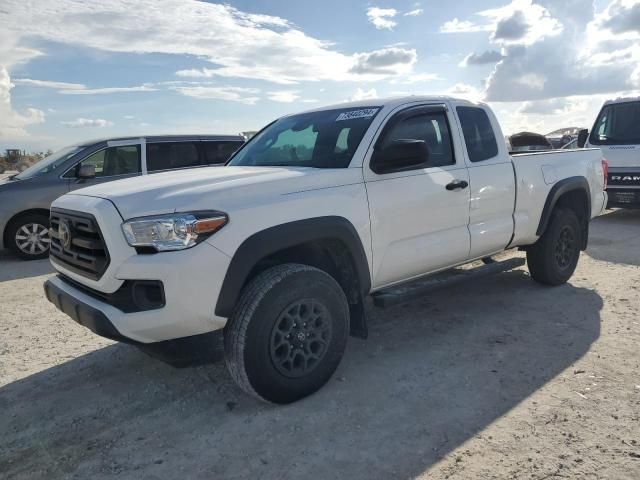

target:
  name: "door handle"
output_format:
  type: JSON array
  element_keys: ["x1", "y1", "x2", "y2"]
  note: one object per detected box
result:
[{"x1": 446, "y1": 180, "x2": 469, "y2": 191}]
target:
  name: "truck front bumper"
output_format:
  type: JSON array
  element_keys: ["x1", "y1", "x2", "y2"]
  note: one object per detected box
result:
[
  {"x1": 44, "y1": 276, "x2": 225, "y2": 366},
  {"x1": 45, "y1": 239, "x2": 230, "y2": 344},
  {"x1": 45, "y1": 276, "x2": 135, "y2": 344}
]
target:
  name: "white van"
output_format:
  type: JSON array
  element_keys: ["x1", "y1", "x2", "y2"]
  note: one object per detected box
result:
[{"x1": 586, "y1": 97, "x2": 640, "y2": 208}]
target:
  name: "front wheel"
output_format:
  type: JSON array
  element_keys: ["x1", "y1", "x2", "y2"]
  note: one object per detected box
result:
[
  {"x1": 224, "y1": 263, "x2": 350, "y2": 404},
  {"x1": 527, "y1": 207, "x2": 582, "y2": 286},
  {"x1": 6, "y1": 213, "x2": 51, "y2": 260}
]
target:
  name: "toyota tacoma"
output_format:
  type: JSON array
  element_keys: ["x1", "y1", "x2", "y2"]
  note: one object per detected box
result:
[{"x1": 44, "y1": 96, "x2": 608, "y2": 403}]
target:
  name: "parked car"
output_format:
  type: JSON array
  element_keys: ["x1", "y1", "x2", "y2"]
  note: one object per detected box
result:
[
  {"x1": 44, "y1": 96, "x2": 607, "y2": 403},
  {"x1": 585, "y1": 97, "x2": 640, "y2": 208},
  {"x1": 546, "y1": 127, "x2": 583, "y2": 149},
  {"x1": 509, "y1": 131, "x2": 554, "y2": 152},
  {"x1": 0, "y1": 135, "x2": 244, "y2": 260}
]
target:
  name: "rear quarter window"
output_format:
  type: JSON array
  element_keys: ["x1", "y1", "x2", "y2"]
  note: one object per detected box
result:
[{"x1": 457, "y1": 107, "x2": 499, "y2": 162}]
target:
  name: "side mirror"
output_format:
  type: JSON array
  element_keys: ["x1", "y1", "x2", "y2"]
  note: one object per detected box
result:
[
  {"x1": 577, "y1": 129, "x2": 589, "y2": 148},
  {"x1": 371, "y1": 139, "x2": 429, "y2": 174},
  {"x1": 77, "y1": 164, "x2": 96, "y2": 180}
]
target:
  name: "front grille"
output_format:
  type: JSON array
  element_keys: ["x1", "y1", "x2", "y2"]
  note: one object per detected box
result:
[{"x1": 50, "y1": 208, "x2": 110, "y2": 280}]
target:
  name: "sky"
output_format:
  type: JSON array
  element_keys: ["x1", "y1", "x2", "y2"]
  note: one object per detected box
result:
[{"x1": 0, "y1": 0, "x2": 639, "y2": 152}]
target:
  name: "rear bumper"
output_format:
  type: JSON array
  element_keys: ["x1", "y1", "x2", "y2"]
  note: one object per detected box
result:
[{"x1": 606, "y1": 188, "x2": 640, "y2": 208}]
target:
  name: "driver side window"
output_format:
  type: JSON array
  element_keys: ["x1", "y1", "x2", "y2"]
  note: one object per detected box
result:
[
  {"x1": 381, "y1": 110, "x2": 455, "y2": 168},
  {"x1": 65, "y1": 146, "x2": 141, "y2": 178}
]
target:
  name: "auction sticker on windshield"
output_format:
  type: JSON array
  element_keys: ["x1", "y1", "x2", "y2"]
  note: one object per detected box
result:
[{"x1": 336, "y1": 108, "x2": 379, "y2": 122}]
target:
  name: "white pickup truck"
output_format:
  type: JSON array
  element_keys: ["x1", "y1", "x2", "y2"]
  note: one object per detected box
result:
[
  {"x1": 585, "y1": 96, "x2": 640, "y2": 208},
  {"x1": 44, "y1": 96, "x2": 608, "y2": 403}
]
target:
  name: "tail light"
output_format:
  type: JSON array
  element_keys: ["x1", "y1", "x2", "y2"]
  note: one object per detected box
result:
[{"x1": 602, "y1": 158, "x2": 609, "y2": 189}]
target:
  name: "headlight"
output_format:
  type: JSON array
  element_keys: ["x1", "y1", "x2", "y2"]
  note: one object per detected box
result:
[{"x1": 122, "y1": 211, "x2": 228, "y2": 252}]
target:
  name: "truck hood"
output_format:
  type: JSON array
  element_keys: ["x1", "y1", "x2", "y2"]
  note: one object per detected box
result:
[{"x1": 69, "y1": 166, "x2": 363, "y2": 220}]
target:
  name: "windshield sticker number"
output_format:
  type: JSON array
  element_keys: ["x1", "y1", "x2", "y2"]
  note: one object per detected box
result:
[{"x1": 336, "y1": 108, "x2": 379, "y2": 122}]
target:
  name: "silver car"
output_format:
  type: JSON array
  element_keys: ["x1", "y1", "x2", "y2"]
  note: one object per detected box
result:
[{"x1": 0, "y1": 135, "x2": 244, "y2": 260}]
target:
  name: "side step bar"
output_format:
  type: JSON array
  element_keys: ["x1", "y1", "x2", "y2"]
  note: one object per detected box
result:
[{"x1": 372, "y1": 257, "x2": 526, "y2": 309}]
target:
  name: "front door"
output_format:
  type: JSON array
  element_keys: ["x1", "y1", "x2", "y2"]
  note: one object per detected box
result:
[{"x1": 364, "y1": 104, "x2": 471, "y2": 289}]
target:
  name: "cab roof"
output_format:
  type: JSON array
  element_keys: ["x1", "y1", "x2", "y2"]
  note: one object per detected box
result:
[
  {"x1": 604, "y1": 96, "x2": 640, "y2": 106},
  {"x1": 290, "y1": 95, "x2": 485, "y2": 117}
]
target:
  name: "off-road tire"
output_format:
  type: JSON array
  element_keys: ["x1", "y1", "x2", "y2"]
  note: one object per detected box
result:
[
  {"x1": 6, "y1": 213, "x2": 51, "y2": 260},
  {"x1": 224, "y1": 263, "x2": 350, "y2": 404},
  {"x1": 527, "y1": 207, "x2": 582, "y2": 286}
]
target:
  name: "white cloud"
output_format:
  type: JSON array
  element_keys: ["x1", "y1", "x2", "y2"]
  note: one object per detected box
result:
[
  {"x1": 60, "y1": 84, "x2": 157, "y2": 95},
  {"x1": 61, "y1": 118, "x2": 113, "y2": 128},
  {"x1": 516, "y1": 73, "x2": 546, "y2": 90},
  {"x1": 175, "y1": 68, "x2": 217, "y2": 79},
  {"x1": 350, "y1": 47, "x2": 417, "y2": 75},
  {"x1": 594, "y1": 0, "x2": 640, "y2": 37},
  {"x1": 484, "y1": 0, "x2": 639, "y2": 102},
  {"x1": 366, "y1": 7, "x2": 398, "y2": 30},
  {"x1": 440, "y1": 18, "x2": 492, "y2": 33},
  {"x1": 12, "y1": 78, "x2": 158, "y2": 95},
  {"x1": 267, "y1": 91, "x2": 300, "y2": 103},
  {"x1": 123, "y1": 115, "x2": 135, "y2": 119},
  {"x1": 404, "y1": 8, "x2": 424, "y2": 17},
  {"x1": 517, "y1": 97, "x2": 588, "y2": 116},
  {"x1": 446, "y1": 83, "x2": 484, "y2": 102},
  {"x1": 0, "y1": 68, "x2": 45, "y2": 139},
  {"x1": 1, "y1": 1, "x2": 419, "y2": 88},
  {"x1": 403, "y1": 73, "x2": 441, "y2": 83},
  {"x1": 171, "y1": 86, "x2": 260, "y2": 104},
  {"x1": 442, "y1": 0, "x2": 562, "y2": 46},
  {"x1": 462, "y1": 50, "x2": 505, "y2": 66},
  {"x1": 389, "y1": 73, "x2": 441, "y2": 85},
  {"x1": 483, "y1": 1, "x2": 563, "y2": 45},
  {"x1": 350, "y1": 88, "x2": 378, "y2": 101},
  {"x1": 12, "y1": 78, "x2": 86, "y2": 90}
]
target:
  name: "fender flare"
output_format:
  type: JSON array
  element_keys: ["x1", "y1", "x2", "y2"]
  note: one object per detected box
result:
[
  {"x1": 214, "y1": 216, "x2": 372, "y2": 319},
  {"x1": 536, "y1": 176, "x2": 591, "y2": 238}
]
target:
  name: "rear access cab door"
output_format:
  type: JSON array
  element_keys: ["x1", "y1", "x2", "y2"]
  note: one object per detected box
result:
[
  {"x1": 452, "y1": 102, "x2": 516, "y2": 258},
  {"x1": 363, "y1": 102, "x2": 471, "y2": 289}
]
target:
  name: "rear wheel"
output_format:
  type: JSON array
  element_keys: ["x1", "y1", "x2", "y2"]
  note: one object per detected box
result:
[
  {"x1": 224, "y1": 263, "x2": 350, "y2": 404},
  {"x1": 6, "y1": 213, "x2": 51, "y2": 260},
  {"x1": 527, "y1": 207, "x2": 581, "y2": 286}
]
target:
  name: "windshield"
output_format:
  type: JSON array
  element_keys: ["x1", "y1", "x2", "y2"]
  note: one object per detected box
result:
[
  {"x1": 590, "y1": 101, "x2": 640, "y2": 145},
  {"x1": 15, "y1": 146, "x2": 83, "y2": 180},
  {"x1": 228, "y1": 107, "x2": 380, "y2": 168}
]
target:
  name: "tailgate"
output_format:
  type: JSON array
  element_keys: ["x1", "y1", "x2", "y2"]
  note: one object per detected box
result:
[{"x1": 608, "y1": 170, "x2": 640, "y2": 188}]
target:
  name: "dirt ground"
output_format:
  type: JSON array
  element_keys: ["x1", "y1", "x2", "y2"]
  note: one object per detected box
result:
[{"x1": 1, "y1": 209, "x2": 639, "y2": 479}]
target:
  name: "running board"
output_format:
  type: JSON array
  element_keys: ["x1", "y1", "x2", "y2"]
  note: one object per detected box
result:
[{"x1": 372, "y1": 257, "x2": 526, "y2": 309}]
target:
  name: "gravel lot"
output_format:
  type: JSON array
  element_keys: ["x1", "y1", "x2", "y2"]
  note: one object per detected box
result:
[{"x1": 1, "y1": 208, "x2": 639, "y2": 479}]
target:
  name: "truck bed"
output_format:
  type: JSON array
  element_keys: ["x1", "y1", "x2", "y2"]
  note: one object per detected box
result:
[{"x1": 509, "y1": 148, "x2": 607, "y2": 248}]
